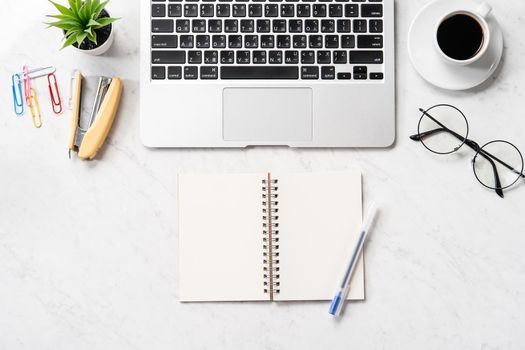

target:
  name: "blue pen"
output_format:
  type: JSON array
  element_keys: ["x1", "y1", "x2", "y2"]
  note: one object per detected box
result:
[{"x1": 329, "y1": 203, "x2": 378, "y2": 317}]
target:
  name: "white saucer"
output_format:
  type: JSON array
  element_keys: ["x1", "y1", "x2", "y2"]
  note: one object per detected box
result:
[{"x1": 408, "y1": 0, "x2": 503, "y2": 91}]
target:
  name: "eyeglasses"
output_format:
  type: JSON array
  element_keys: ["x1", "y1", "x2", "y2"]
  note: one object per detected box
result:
[{"x1": 410, "y1": 104, "x2": 525, "y2": 198}]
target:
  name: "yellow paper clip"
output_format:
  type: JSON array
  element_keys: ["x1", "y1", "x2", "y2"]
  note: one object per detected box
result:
[{"x1": 28, "y1": 88, "x2": 42, "y2": 129}]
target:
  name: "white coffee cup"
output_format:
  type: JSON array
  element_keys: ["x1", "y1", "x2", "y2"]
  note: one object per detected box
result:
[{"x1": 434, "y1": 3, "x2": 492, "y2": 66}]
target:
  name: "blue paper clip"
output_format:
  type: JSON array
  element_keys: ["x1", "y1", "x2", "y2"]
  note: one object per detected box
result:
[{"x1": 12, "y1": 74, "x2": 24, "y2": 116}]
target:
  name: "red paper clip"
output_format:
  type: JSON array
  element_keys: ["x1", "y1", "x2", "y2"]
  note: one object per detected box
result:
[{"x1": 47, "y1": 73, "x2": 63, "y2": 115}]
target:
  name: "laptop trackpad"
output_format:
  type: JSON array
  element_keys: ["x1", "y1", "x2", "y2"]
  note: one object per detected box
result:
[{"x1": 223, "y1": 88, "x2": 313, "y2": 143}]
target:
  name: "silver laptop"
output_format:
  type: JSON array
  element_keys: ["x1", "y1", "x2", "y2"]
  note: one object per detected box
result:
[{"x1": 140, "y1": 0, "x2": 395, "y2": 148}]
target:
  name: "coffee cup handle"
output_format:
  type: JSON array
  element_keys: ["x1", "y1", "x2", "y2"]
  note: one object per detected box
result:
[{"x1": 476, "y1": 2, "x2": 492, "y2": 18}]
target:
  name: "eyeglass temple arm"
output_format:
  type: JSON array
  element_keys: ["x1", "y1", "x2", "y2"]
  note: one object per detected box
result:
[{"x1": 416, "y1": 109, "x2": 525, "y2": 178}]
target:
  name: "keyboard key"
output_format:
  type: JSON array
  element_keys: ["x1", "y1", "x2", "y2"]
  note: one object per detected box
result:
[
  {"x1": 341, "y1": 34, "x2": 355, "y2": 48},
  {"x1": 175, "y1": 19, "x2": 190, "y2": 32},
  {"x1": 277, "y1": 35, "x2": 290, "y2": 48},
  {"x1": 361, "y1": 4, "x2": 382, "y2": 17},
  {"x1": 151, "y1": 66, "x2": 166, "y2": 80},
  {"x1": 354, "y1": 73, "x2": 367, "y2": 80},
  {"x1": 313, "y1": 4, "x2": 326, "y2": 17},
  {"x1": 353, "y1": 19, "x2": 367, "y2": 32},
  {"x1": 273, "y1": 19, "x2": 286, "y2": 32},
  {"x1": 269, "y1": 50, "x2": 283, "y2": 63},
  {"x1": 321, "y1": 19, "x2": 334, "y2": 32},
  {"x1": 196, "y1": 35, "x2": 210, "y2": 48},
  {"x1": 301, "y1": 66, "x2": 319, "y2": 79},
  {"x1": 257, "y1": 19, "x2": 271, "y2": 32},
  {"x1": 293, "y1": 35, "x2": 307, "y2": 48},
  {"x1": 304, "y1": 19, "x2": 319, "y2": 32},
  {"x1": 333, "y1": 50, "x2": 347, "y2": 63},
  {"x1": 321, "y1": 66, "x2": 335, "y2": 79},
  {"x1": 309, "y1": 35, "x2": 323, "y2": 48},
  {"x1": 245, "y1": 35, "x2": 259, "y2": 48},
  {"x1": 354, "y1": 66, "x2": 367, "y2": 74},
  {"x1": 344, "y1": 4, "x2": 358, "y2": 17},
  {"x1": 240, "y1": 19, "x2": 254, "y2": 32},
  {"x1": 228, "y1": 35, "x2": 243, "y2": 48},
  {"x1": 224, "y1": 19, "x2": 238, "y2": 32},
  {"x1": 265, "y1": 4, "x2": 279, "y2": 17},
  {"x1": 281, "y1": 4, "x2": 294, "y2": 17},
  {"x1": 152, "y1": 19, "x2": 174, "y2": 33},
  {"x1": 152, "y1": 4, "x2": 166, "y2": 17},
  {"x1": 152, "y1": 50, "x2": 185, "y2": 64},
  {"x1": 253, "y1": 50, "x2": 267, "y2": 63},
  {"x1": 201, "y1": 4, "x2": 214, "y2": 16},
  {"x1": 249, "y1": 4, "x2": 263, "y2": 16},
  {"x1": 168, "y1": 4, "x2": 182, "y2": 17},
  {"x1": 317, "y1": 50, "x2": 331, "y2": 63},
  {"x1": 208, "y1": 19, "x2": 222, "y2": 32},
  {"x1": 184, "y1": 4, "x2": 198, "y2": 17},
  {"x1": 369, "y1": 19, "x2": 383, "y2": 33},
  {"x1": 325, "y1": 35, "x2": 338, "y2": 48},
  {"x1": 184, "y1": 66, "x2": 198, "y2": 79},
  {"x1": 337, "y1": 72, "x2": 351, "y2": 80},
  {"x1": 357, "y1": 35, "x2": 383, "y2": 48},
  {"x1": 297, "y1": 4, "x2": 311, "y2": 17},
  {"x1": 212, "y1": 35, "x2": 227, "y2": 48},
  {"x1": 221, "y1": 50, "x2": 235, "y2": 63},
  {"x1": 370, "y1": 72, "x2": 384, "y2": 80},
  {"x1": 301, "y1": 50, "x2": 315, "y2": 63},
  {"x1": 201, "y1": 66, "x2": 219, "y2": 80},
  {"x1": 329, "y1": 4, "x2": 342, "y2": 17},
  {"x1": 192, "y1": 19, "x2": 206, "y2": 32},
  {"x1": 233, "y1": 4, "x2": 246, "y2": 16},
  {"x1": 261, "y1": 35, "x2": 275, "y2": 48},
  {"x1": 204, "y1": 50, "x2": 219, "y2": 64},
  {"x1": 221, "y1": 66, "x2": 299, "y2": 79},
  {"x1": 350, "y1": 50, "x2": 383, "y2": 63},
  {"x1": 337, "y1": 19, "x2": 351, "y2": 33},
  {"x1": 289, "y1": 19, "x2": 302, "y2": 32},
  {"x1": 236, "y1": 50, "x2": 251, "y2": 64},
  {"x1": 168, "y1": 66, "x2": 182, "y2": 80},
  {"x1": 188, "y1": 50, "x2": 202, "y2": 64},
  {"x1": 152, "y1": 35, "x2": 177, "y2": 48},
  {"x1": 285, "y1": 50, "x2": 299, "y2": 64},
  {"x1": 216, "y1": 4, "x2": 230, "y2": 17},
  {"x1": 179, "y1": 35, "x2": 194, "y2": 48}
]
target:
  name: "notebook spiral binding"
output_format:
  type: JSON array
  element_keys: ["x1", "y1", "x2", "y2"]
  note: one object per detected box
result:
[{"x1": 262, "y1": 174, "x2": 280, "y2": 300}]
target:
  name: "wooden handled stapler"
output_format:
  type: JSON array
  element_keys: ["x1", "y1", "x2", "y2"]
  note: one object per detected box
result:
[{"x1": 68, "y1": 70, "x2": 123, "y2": 160}]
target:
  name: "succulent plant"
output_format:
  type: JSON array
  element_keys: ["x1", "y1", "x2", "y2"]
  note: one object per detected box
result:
[{"x1": 46, "y1": 0, "x2": 119, "y2": 49}]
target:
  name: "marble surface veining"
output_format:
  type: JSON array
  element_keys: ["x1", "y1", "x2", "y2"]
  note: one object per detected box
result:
[{"x1": 1, "y1": 1, "x2": 525, "y2": 349}]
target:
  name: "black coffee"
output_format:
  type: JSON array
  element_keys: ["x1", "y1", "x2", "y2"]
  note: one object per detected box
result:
[{"x1": 437, "y1": 14, "x2": 484, "y2": 61}]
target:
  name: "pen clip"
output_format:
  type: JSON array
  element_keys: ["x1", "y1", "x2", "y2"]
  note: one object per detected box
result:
[
  {"x1": 12, "y1": 74, "x2": 24, "y2": 116},
  {"x1": 48, "y1": 73, "x2": 63, "y2": 115},
  {"x1": 28, "y1": 88, "x2": 42, "y2": 129}
]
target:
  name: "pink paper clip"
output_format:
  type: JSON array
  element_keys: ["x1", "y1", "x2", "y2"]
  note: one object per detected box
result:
[
  {"x1": 22, "y1": 65, "x2": 33, "y2": 107},
  {"x1": 47, "y1": 73, "x2": 63, "y2": 115}
]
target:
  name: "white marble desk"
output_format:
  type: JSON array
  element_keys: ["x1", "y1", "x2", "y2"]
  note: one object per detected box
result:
[{"x1": 1, "y1": 1, "x2": 525, "y2": 349}]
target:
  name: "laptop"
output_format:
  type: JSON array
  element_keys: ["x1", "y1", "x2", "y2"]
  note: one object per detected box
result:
[{"x1": 140, "y1": 0, "x2": 395, "y2": 148}]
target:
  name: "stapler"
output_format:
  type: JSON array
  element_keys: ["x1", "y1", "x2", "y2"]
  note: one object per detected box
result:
[{"x1": 68, "y1": 70, "x2": 123, "y2": 160}]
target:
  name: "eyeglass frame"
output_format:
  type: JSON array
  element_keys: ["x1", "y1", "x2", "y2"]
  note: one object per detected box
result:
[{"x1": 410, "y1": 104, "x2": 525, "y2": 198}]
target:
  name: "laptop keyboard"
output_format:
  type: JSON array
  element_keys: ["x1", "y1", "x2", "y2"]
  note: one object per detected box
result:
[{"x1": 150, "y1": 0, "x2": 385, "y2": 81}]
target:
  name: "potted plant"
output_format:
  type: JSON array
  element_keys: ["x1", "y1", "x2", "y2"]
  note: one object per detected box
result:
[{"x1": 47, "y1": 0, "x2": 119, "y2": 55}]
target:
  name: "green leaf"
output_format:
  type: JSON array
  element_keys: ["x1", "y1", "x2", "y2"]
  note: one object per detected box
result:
[
  {"x1": 92, "y1": 17, "x2": 117, "y2": 28},
  {"x1": 48, "y1": 0, "x2": 71, "y2": 15},
  {"x1": 94, "y1": 0, "x2": 109, "y2": 18},
  {"x1": 75, "y1": 32, "x2": 88, "y2": 46},
  {"x1": 87, "y1": 18, "x2": 101, "y2": 27},
  {"x1": 61, "y1": 33, "x2": 79, "y2": 49}
]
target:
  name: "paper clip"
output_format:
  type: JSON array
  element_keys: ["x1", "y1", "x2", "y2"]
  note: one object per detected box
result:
[
  {"x1": 48, "y1": 73, "x2": 63, "y2": 115},
  {"x1": 18, "y1": 66, "x2": 57, "y2": 80},
  {"x1": 22, "y1": 65, "x2": 32, "y2": 106},
  {"x1": 11, "y1": 74, "x2": 24, "y2": 116},
  {"x1": 28, "y1": 89, "x2": 42, "y2": 129}
]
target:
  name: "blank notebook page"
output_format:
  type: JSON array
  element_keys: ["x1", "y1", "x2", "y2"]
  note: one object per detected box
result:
[
  {"x1": 178, "y1": 172, "x2": 364, "y2": 302},
  {"x1": 178, "y1": 174, "x2": 265, "y2": 301}
]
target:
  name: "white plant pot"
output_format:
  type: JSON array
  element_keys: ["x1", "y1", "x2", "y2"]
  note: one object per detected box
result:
[{"x1": 74, "y1": 26, "x2": 115, "y2": 56}]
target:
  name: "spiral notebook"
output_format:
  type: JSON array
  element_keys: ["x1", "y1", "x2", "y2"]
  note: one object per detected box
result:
[{"x1": 178, "y1": 172, "x2": 364, "y2": 302}]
